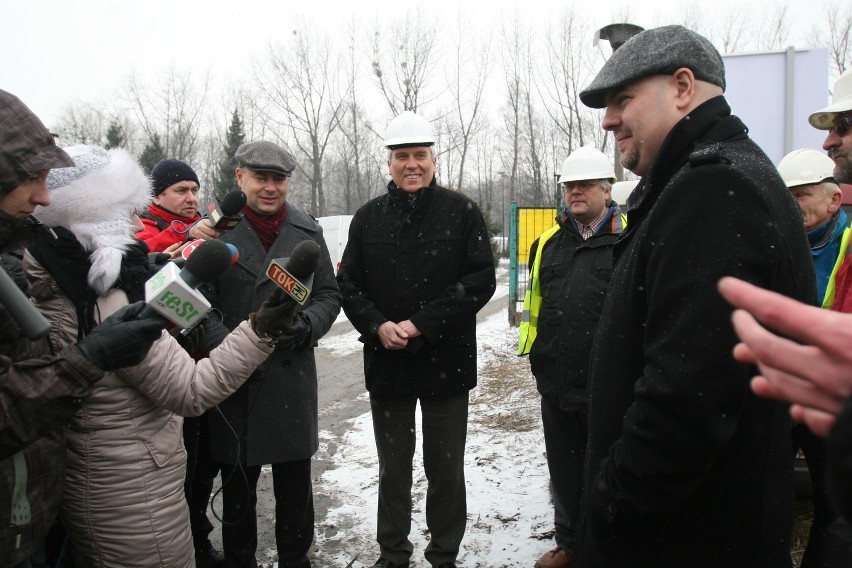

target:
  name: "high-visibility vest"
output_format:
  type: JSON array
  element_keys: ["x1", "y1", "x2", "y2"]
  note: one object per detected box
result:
[
  {"x1": 823, "y1": 225, "x2": 852, "y2": 309},
  {"x1": 517, "y1": 211, "x2": 626, "y2": 356},
  {"x1": 517, "y1": 224, "x2": 561, "y2": 356}
]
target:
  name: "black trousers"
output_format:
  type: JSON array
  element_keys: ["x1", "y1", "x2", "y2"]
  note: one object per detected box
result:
[
  {"x1": 795, "y1": 423, "x2": 852, "y2": 568},
  {"x1": 217, "y1": 458, "x2": 314, "y2": 568},
  {"x1": 370, "y1": 392, "x2": 469, "y2": 567},
  {"x1": 540, "y1": 397, "x2": 586, "y2": 552},
  {"x1": 184, "y1": 413, "x2": 221, "y2": 549}
]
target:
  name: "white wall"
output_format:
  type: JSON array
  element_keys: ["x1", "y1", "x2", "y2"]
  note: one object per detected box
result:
[{"x1": 723, "y1": 47, "x2": 829, "y2": 165}]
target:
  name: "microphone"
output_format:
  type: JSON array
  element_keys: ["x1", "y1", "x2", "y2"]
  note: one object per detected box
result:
[
  {"x1": 265, "y1": 240, "x2": 321, "y2": 305},
  {"x1": 0, "y1": 269, "x2": 51, "y2": 340},
  {"x1": 144, "y1": 239, "x2": 234, "y2": 328},
  {"x1": 179, "y1": 238, "x2": 240, "y2": 266},
  {"x1": 205, "y1": 190, "x2": 246, "y2": 231}
]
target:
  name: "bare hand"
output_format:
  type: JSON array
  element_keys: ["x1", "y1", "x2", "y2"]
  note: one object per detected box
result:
[
  {"x1": 378, "y1": 321, "x2": 409, "y2": 350},
  {"x1": 162, "y1": 241, "x2": 190, "y2": 260},
  {"x1": 188, "y1": 219, "x2": 222, "y2": 241},
  {"x1": 718, "y1": 276, "x2": 852, "y2": 437},
  {"x1": 398, "y1": 320, "x2": 421, "y2": 338}
]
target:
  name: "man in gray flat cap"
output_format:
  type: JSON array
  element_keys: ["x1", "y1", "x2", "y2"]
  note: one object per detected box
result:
[
  {"x1": 576, "y1": 25, "x2": 816, "y2": 567},
  {"x1": 199, "y1": 140, "x2": 341, "y2": 568}
]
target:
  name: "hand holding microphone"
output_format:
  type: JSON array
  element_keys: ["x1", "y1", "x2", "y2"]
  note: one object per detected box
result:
[
  {"x1": 250, "y1": 240, "x2": 320, "y2": 348},
  {"x1": 188, "y1": 190, "x2": 246, "y2": 240},
  {"x1": 76, "y1": 301, "x2": 165, "y2": 371}
]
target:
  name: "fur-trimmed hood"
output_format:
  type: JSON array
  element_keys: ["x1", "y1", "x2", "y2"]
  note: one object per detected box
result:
[{"x1": 33, "y1": 145, "x2": 152, "y2": 295}]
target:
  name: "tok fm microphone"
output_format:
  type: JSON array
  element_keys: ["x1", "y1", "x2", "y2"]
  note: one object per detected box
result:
[
  {"x1": 265, "y1": 240, "x2": 321, "y2": 305},
  {"x1": 206, "y1": 189, "x2": 246, "y2": 231},
  {"x1": 144, "y1": 238, "x2": 234, "y2": 328}
]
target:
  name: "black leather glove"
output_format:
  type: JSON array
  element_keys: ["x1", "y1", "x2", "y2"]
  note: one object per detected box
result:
[
  {"x1": 76, "y1": 302, "x2": 165, "y2": 371},
  {"x1": 276, "y1": 312, "x2": 312, "y2": 351}
]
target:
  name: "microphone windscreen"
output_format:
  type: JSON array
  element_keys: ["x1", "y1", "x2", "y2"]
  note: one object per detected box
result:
[
  {"x1": 219, "y1": 190, "x2": 247, "y2": 216},
  {"x1": 184, "y1": 239, "x2": 234, "y2": 283},
  {"x1": 285, "y1": 240, "x2": 321, "y2": 279}
]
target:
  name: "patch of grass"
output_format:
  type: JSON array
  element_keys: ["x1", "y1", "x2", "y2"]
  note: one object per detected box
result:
[{"x1": 471, "y1": 353, "x2": 540, "y2": 432}]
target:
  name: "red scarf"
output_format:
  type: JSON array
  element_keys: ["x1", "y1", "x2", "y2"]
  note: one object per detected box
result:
[{"x1": 242, "y1": 204, "x2": 287, "y2": 251}]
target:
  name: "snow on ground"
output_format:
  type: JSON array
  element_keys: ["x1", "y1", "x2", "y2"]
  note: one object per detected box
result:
[{"x1": 313, "y1": 263, "x2": 554, "y2": 567}]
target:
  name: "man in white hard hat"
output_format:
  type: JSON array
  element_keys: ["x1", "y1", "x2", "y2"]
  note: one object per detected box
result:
[
  {"x1": 577, "y1": 25, "x2": 815, "y2": 567},
  {"x1": 518, "y1": 147, "x2": 624, "y2": 568},
  {"x1": 337, "y1": 111, "x2": 496, "y2": 568},
  {"x1": 779, "y1": 149, "x2": 849, "y2": 308},
  {"x1": 777, "y1": 148, "x2": 852, "y2": 567},
  {"x1": 808, "y1": 68, "x2": 852, "y2": 316}
]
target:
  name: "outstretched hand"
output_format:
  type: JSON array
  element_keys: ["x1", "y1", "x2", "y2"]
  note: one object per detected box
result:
[{"x1": 718, "y1": 276, "x2": 852, "y2": 437}]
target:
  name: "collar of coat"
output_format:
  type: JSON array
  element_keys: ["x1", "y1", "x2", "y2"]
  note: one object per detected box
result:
[{"x1": 387, "y1": 176, "x2": 438, "y2": 210}]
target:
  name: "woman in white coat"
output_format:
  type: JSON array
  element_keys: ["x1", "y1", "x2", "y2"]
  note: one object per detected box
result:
[{"x1": 25, "y1": 145, "x2": 296, "y2": 567}]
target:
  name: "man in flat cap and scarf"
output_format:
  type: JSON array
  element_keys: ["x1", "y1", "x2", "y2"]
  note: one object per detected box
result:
[
  {"x1": 575, "y1": 25, "x2": 815, "y2": 567},
  {"x1": 199, "y1": 141, "x2": 341, "y2": 568}
]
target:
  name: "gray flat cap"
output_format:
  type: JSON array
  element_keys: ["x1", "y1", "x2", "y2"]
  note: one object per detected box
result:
[
  {"x1": 580, "y1": 25, "x2": 725, "y2": 109},
  {"x1": 235, "y1": 141, "x2": 296, "y2": 176}
]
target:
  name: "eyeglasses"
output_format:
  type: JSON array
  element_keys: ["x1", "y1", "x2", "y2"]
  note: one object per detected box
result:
[
  {"x1": 834, "y1": 115, "x2": 852, "y2": 137},
  {"x1": 563, "y1": 181, "x2": 599, "y2": 191}
]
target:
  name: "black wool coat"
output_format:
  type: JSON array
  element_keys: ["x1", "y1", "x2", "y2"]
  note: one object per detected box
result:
[
  {"x1": 579, "y1": 97, "x2": 817, "y2": 567},
  {"x1": 337, "y1": 179, "x2": 496, "y2": 398},
  {"x1": 201, "y1": 204, "x2": 342, "y2": 466},
  {"x1": 528, "y1": 206, "x2": 623, "y2": 410}
]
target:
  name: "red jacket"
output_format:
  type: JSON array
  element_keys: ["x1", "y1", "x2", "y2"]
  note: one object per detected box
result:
[{"x1": 135, "y1": 204, "x2": 200, "y2": 253}]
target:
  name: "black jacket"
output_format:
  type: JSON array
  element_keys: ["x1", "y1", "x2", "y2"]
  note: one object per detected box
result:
[
  {"x1": 529, "y1": 205, "x2": 622, "y2": 410},
  {"x1": 579, "y1": 97, "x2": 817, "y2": 567},
  {"x1": 201, "y1": 204, "x2": 342, "y2": 466},
  {"x1": 337, "y1": 179, "x2": 496, "y2": 397}
]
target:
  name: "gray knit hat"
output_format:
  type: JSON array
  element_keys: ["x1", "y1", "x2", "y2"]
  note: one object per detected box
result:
[
  {"x1": 0, "y1": 89, "x2": 74, "y2": 195},
  {"x1": 580, "y1": 25, "x2": 726, "y2": 109},
  {"x1": 235, "y1": 141, "x2": 296, "y2": 176}
]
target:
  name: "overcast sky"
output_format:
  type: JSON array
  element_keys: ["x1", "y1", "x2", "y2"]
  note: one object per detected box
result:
[{"x1": 3, "y1": 0, "x2": 824, "y2": 128}]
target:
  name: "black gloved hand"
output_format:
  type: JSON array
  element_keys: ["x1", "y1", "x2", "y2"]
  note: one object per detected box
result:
[
  {"x1": 276, "y1": 312, "x2": 312, "y2": 351},
  {"x1": 76, "y1": 302, "x2": 165, "y2": 371},
  {"x1": 170, "y1": 323, "x2": 206, "y2": 356},
  {"x1": 249, "y1": 288, "x2": 297, "y2": 342}
]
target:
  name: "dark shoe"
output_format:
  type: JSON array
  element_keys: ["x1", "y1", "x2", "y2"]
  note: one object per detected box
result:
[
  {"x1": 436, "y1": 564, "x2": 458, "y2": 568},
  {"x1": 370, "y1": 558, "x2": 409, "y2": 568},
  {"x1": 534, "y1": 546, "x2": 573, "y2": 568},
  {"x1": 195, "y1": 539, "x2": 225, "y2": 568}
]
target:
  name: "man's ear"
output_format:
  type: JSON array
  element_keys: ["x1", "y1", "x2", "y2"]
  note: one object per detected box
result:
[{"x1": 672, "y1": 67, "x2": 696, "y2": 110}]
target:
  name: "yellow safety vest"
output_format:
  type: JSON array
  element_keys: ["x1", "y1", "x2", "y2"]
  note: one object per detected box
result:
[
  {"x1": 517, "y1": 212, "x2": 627, "y2": 356},
  {"x1": 823, "y1": 225, "x2": 852, "y2": 309},
  {"x1": 517, "y1": 224, "x2": 561, "y2": 356}
]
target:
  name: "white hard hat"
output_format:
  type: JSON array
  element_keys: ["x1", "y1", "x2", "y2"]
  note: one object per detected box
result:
[
  {"x1": 809, "y1": 67, "x2": 852, "y2": 130},
  {"x1": 611, "y1": 180, "x2": 639, "y2": 205},
  {"x1": 777, "y1": 148, "x2": 836, "y2": 188},
  {"x1": 556, "y1": 146, "x2": 616, "y2": 185},
  {"x1": 384, "y1": 111, "x2": 435, "y2": 149}
]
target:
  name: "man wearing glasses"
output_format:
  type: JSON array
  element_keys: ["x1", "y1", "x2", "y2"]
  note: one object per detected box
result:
[
  {"x1": 136, "y1": 158, "x2": 222, "y2": 253},
  {"x1": 518, "y1": 146, "x2": 623, "y2": 568},
  {"x1": 809, "y1": 68, "x2": 852, "y2": 316}
]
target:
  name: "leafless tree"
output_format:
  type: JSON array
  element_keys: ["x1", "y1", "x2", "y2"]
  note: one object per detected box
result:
[
  {"x1": 444, "y1": 13, "x2": 492, "y2": 193},
  {"x1": 53, "y1": 100, "x2": 107, "y2": 147},
  {"x1": 538, "y1": 7, "x2": 597, "y2": 158},
  {"x1": 259, "y1": 24, "x2": 347, "y2": 217},
  {"x1": 369, "y1": 9, "x2": 439, "y2": 114},
  {"x1": 756, "y1": 2, "x2": 792, "y2": 51},
  {"x1": 123, "y1": 67, "x2": 211, "y2": 163},
  {"x1": 808, "y1": 1, "x2": 852, "y2": 74}
]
